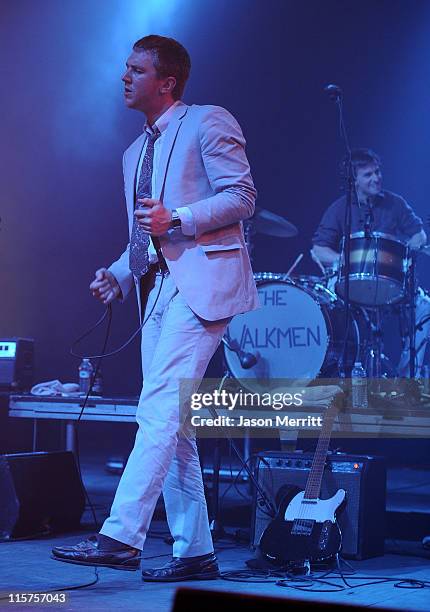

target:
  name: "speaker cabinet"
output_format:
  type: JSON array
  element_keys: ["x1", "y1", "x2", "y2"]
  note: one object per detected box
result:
[
  {"x1": 0, "y1": 338, "x2": 34, "y2": 391},
  {"x1": 252, "y1": 451, "x2": 386, "y2": 559},
  {"x1": 0, "y1": 451, "x2": 85, "y2": 539}
]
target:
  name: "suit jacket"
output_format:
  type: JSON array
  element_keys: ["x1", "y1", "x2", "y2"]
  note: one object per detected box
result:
[{"x1": 108, "y1": 102, "x2": 259, "y2": 321}]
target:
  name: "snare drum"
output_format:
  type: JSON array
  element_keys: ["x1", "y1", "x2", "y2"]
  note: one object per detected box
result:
[
  {"x1": 224, "y1": 277, "x2": 363, "y2": 390},
  {"x1": 336, "y1": 232, "x2": 408, "y2": 306}
]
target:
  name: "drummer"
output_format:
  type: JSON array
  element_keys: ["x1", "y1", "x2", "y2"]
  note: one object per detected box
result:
[{"x1": 311, "y1": 148, "x2": 428, "y2": 376}]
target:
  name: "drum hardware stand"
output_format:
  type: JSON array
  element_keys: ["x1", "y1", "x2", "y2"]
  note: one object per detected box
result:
[
  {"x1": 325, "y1": 84, "x2": 356, "y2": 377},
  {"x1": 415, "y1": 316, "x2": 430, "y2": 375},
  {"x1": 365, "y1": 308, "x2": 383, "y2": 381},
  {"x1": 363, "y1": 306, "x2": 399, "y2": 392},
  {"x1": 400, "y1": 251, "x2": 424, "y2": 402},
  {"x1": 206, "y1": 364, "x2": 276, "y2": 541}
]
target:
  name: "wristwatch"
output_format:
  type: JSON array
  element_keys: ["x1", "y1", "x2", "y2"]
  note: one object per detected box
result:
[{"x1": 170, "y1": 209, "x2": 182, "y2": 229}]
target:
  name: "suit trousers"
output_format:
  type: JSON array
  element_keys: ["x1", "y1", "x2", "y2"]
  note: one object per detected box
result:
[{"x1": 100, "y1": 271, "x2": 229, "y2": 556}]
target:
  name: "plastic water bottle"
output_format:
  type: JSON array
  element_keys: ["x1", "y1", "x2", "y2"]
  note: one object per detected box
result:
[
  {"x1": 92, "y1": 368, "x2": 103, "y2": 396},
  {"x1": 79, "y1": 358, "x2": 94, "y2": 396},
  {"x1": 351, "y1": 362, "x2": 368, "y2": 408}
]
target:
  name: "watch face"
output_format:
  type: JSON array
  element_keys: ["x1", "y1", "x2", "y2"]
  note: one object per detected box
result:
[{"x1": 172, "y1": 211, "x2": 181, "y2": 228}]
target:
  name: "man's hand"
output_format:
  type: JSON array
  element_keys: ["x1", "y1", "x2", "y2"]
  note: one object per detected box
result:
[
  {"x1": 408, "y1": 229, "x2": 427, "y2": 250},
  {"x1": 311, "y1": 244, "x2": 340, "y2": 267},
  {"x1": 134, "y1": 198, "x2": 172, "y2": 236},
  {"x1": 90, "y1": 268, "x2": 121, "y2": 304}
]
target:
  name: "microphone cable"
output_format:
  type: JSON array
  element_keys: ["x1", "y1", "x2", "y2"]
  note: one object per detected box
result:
[
  {"x1": 70, "y1": 271, "x2": 165, "y2": 360},
  {"x1": 68, "y1": 269, "x2": 166, "y2": 533}
]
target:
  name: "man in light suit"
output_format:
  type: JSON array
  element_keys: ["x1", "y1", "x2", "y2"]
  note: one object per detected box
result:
[{"x1": 52, "y1": 35, "x2": 258, "y2": 581}]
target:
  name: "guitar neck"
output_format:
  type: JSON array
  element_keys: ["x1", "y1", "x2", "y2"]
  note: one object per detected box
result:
[{"x1": 304, "y1": 402, "x2": 337, "y2": 500}]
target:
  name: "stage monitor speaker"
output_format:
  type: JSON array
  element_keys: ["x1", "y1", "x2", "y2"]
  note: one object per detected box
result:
[
  {"x1": 173, "y1": 588, "x2": 392, "y2": 611},
  {"x1": 252, "y1": 451, "x2": 386, "y2": 559},
  {"x1": 0, "y1": 451, "x2": 85, "y2": 539}
]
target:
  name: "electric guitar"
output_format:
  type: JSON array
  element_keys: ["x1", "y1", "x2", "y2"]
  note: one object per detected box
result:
[{"x1": 259, "y1": 400, "x2": 345, "y2": 564}]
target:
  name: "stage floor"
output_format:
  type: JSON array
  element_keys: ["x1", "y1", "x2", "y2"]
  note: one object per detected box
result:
[
  {"x1": 1, "y1": 528, "x2": 429, "y2": 611},
  {"x1": 0, "y1": 454, "x2": 429, "y2": 611}
]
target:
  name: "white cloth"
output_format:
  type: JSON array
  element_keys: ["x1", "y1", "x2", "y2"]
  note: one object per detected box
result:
[
  {"x1": 31, "y1": 380, "x2": 80, "y2": 396},
  {"x1": 100, "y1": 273, "x2": 229, "y2": 553}
]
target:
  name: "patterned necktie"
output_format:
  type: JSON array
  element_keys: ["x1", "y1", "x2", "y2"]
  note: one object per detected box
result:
[{"x1": 129, "y1": 128, "x2": 160, "y2": 279}]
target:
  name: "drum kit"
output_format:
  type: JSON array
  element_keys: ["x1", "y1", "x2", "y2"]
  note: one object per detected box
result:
[{"x1": 222, "y1": 210, "x2": 430, "y2": 390}]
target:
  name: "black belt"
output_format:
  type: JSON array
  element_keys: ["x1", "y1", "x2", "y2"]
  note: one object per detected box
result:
[
  {"x1": 139, "y1": 255, "x2": 168, "y2": 313},
  {"x1": 151, "y1": 237, "x2": 168, "y2": 273},
  {"x1": 149, "y1": 256, "x2": 168, "y2": 274}
]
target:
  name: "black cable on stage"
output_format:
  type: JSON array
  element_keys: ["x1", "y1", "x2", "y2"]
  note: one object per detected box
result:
[
  {"x1": 225, "y1": 569, "x2": 430, "y2": 592},
  {"x1": 220, "y1": 552, "x2": 430, "y2": 592},
  {"x1": 220, "y1": 568, "x2": 293, "y2": 583},
  {"x1": 0, "y1": 569, "x2": 100, "y2": 601}
]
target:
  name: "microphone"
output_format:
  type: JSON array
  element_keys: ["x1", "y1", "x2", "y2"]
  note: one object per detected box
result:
[
  {"x1": 221, "y1": 336, "x2": 258, "y2": 369},
  {"x1": 324, "y1": 83, "x2": 343, "y2": 101},
  {"x1": 239, "y1": 351, "x2": 258, "y2": 369}
]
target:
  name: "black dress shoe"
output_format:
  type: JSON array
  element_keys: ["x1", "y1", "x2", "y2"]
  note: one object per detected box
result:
[
  {"x1": 51, "y1": 535, "x2": 140, "y2": 571},
  {"x1": 142, "y1": 553, "x2": 220, "y2": 582}
]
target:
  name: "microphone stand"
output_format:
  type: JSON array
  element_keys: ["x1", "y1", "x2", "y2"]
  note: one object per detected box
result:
[
  {"x1": 327, "y1": 87, "x2": 355, "y2": 377},
  {"x1": 364, "y1": 202, "x2": 374, "y2": 238},
  {"x1": 408, "y1": 251, "x2": 417, "y2": 378}
]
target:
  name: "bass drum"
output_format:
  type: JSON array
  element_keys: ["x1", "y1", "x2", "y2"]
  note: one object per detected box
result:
[{"x1": 224, "y1": 276, "x2": 364, "y2": 390}]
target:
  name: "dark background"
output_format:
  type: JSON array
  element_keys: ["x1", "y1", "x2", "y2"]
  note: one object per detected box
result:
[{"x1": 1, "y1": 0, "x2": 430, "y2": 457}]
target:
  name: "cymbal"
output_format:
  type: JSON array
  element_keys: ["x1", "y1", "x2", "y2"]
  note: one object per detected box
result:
[{"x1": 252, "y1": 206, "x2": 298, "y2": 238}]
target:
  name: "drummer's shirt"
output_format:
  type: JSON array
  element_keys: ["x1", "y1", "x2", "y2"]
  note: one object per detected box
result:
[{"x1": 312, "y1": 190, "x2": 424, "y2": 252}]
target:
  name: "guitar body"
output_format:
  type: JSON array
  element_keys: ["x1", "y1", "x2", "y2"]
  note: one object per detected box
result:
[{"x1": 259, "y1": 489, "x2": 345, "y2": 564}]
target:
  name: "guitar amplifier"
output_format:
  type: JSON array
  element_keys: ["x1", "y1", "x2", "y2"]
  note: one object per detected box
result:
[
  {"x1": 0, "y1": 338, "x2": 34, "y2": 391},
  {"x1": 252, "y1": 451, "x2": 386, "y2": 559}
]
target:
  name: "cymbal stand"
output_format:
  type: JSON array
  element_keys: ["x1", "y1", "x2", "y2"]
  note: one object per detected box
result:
[{"x1": 207, "y1": 368, "x2": 276, "y2": 541}]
